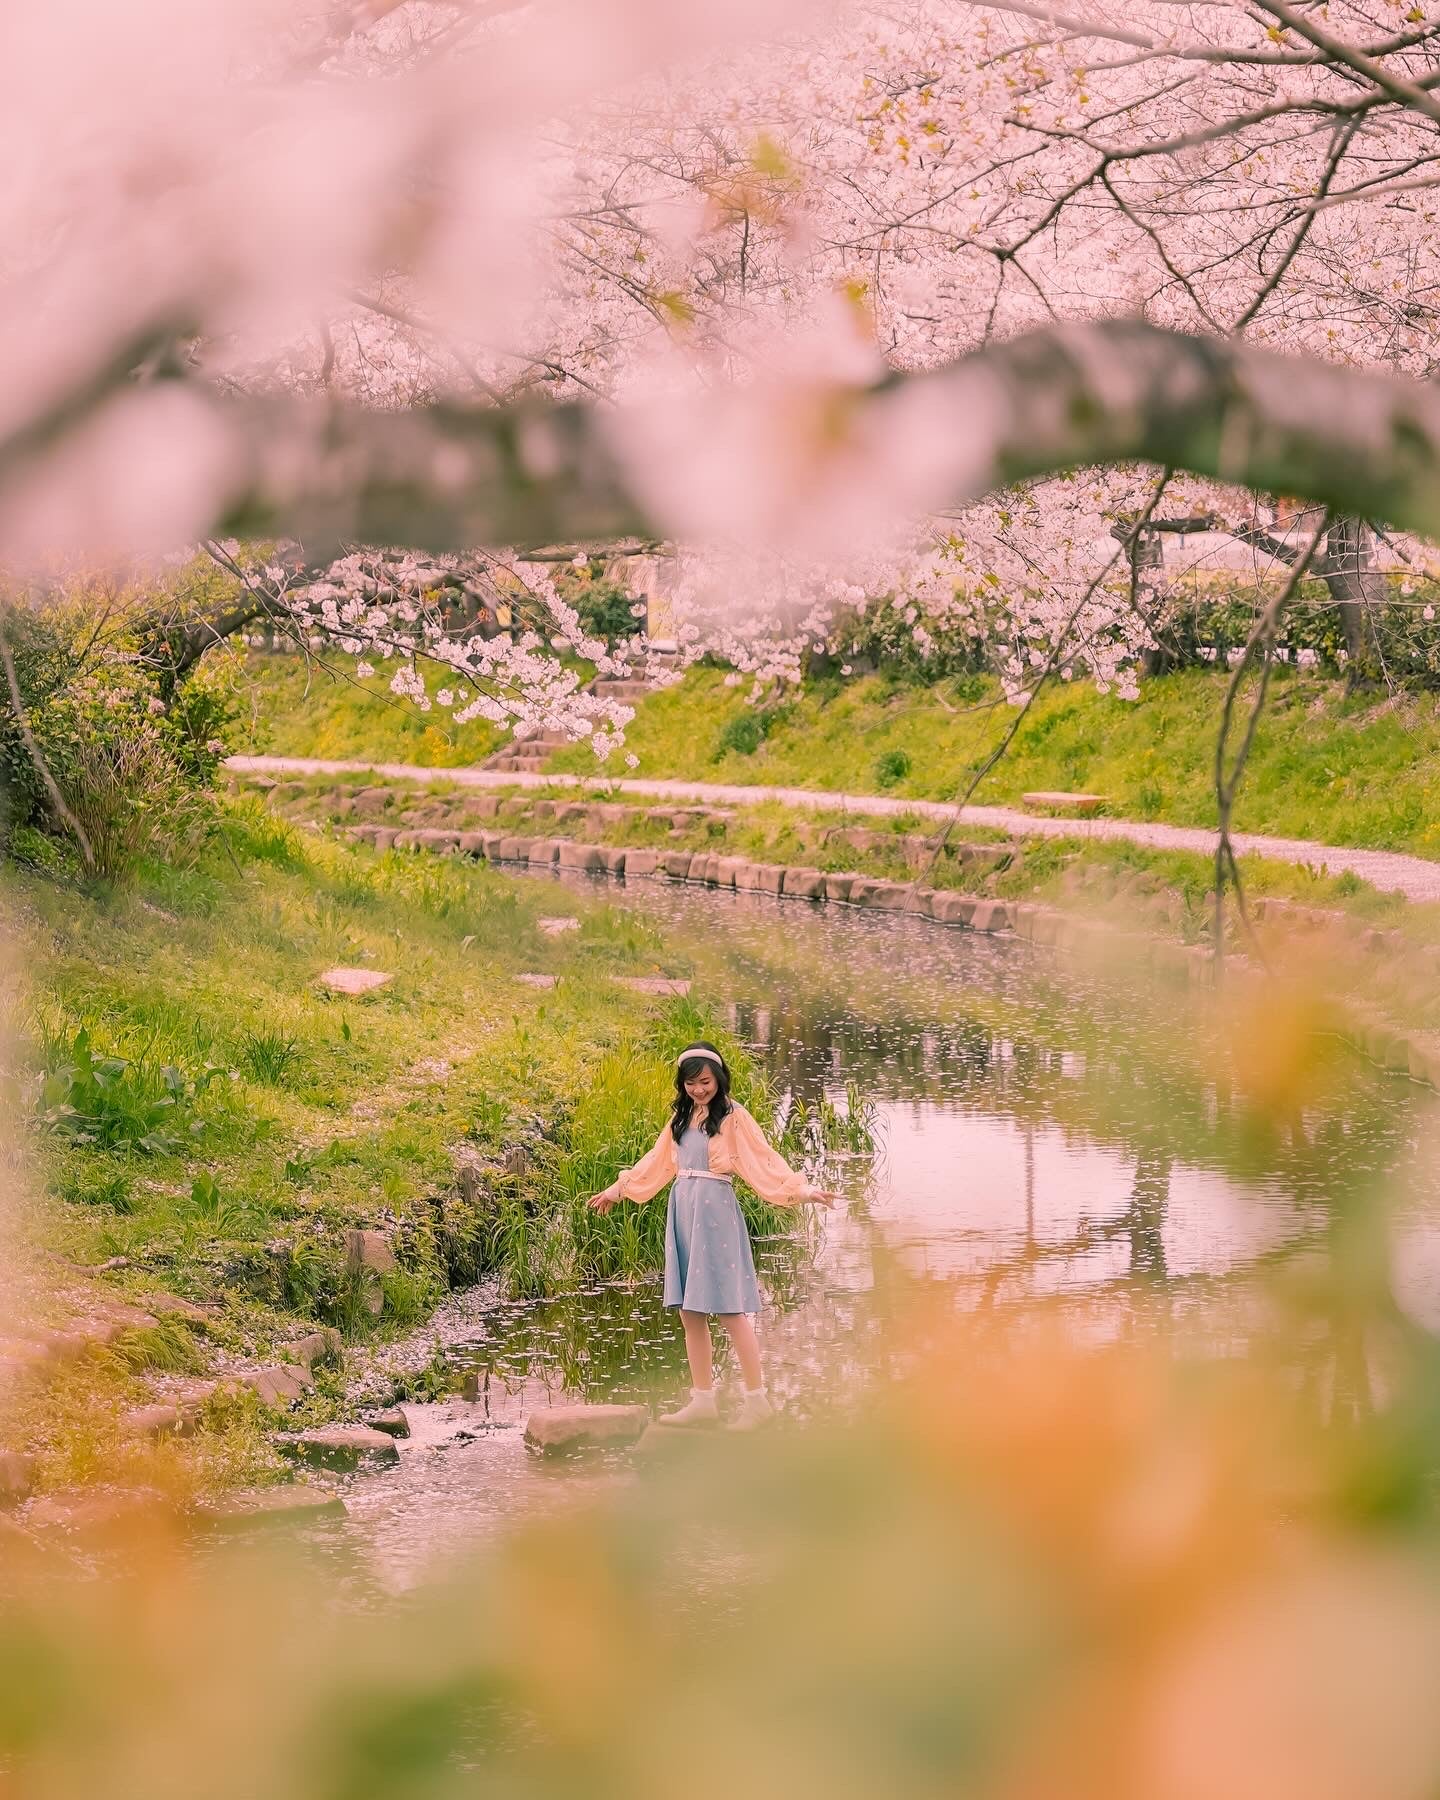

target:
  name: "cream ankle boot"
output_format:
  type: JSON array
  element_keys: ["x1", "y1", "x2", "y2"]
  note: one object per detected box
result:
[
  {"x1": 659, "y1": 1387, "x2": 719, "y2": 1428},
  {"x1": 730, "y1": 1388, "x2": 776, "y2": 1431}
]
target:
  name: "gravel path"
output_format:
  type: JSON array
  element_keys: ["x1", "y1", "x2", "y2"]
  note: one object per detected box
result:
[{"x1": 229, "y1": 754, "x2": 1440, "y2": 906}]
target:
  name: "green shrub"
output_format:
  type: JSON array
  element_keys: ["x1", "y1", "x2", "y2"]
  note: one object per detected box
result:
[
  {"x1": 1, "y1": 580, "x2": 237, "y2": 882},
  {"x1": 4, "y1": 824, "x2": 76, "y2": 876},
  {"x1": 875, "y1": 749, "x2": 912, "y2": 788},
  {"x1": 551, "y1": 559, "x2": 643, "y2": 647},
  {"x1": 36, "y1": 1027, "x2": 230, "y2": 1154},
  {"x1": 715, "y1": 706, "x2": 787, "y2": 761}
]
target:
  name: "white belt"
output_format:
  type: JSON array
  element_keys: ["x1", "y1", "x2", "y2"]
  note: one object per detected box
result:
[{"x1": 677, "y1": 1168, "x2": 733, "y2": 1182}]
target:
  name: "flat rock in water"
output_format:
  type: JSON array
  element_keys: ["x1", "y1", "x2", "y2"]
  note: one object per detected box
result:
[
  {"x1": 1020, "y1": 791, "x2": 1105, "y2": 816},
  {"x1": 27, "y1": 1487, "x2": 168, "y2": 1533},
  {"x1": 281, "y1": 1427, "x2": 401, "y2": 1471},
  {"x1": 523, "y1": 1404, "x2": 650, "y2": 1454},
  {"x1": 199, "y1": 1485, "x2": 347, "y2": 1529},
  {"x1": 370, "y1": 1408, "x2": 411, "y2": 1439},
  {"x1": 635, "y1": 1423, "x2": 707, "y2": 1459},
  {"x1": 317, "y1": 967, "x2": 393, "y2": 996}
]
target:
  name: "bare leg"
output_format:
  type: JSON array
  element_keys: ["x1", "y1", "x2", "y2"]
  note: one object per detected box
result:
[
  {"x1": 679, "y1": 1308, "x2": 714, "y2": 1390},
  {"x1": 718, "y1": 1313, "x2": 764, "y2": 1391}
]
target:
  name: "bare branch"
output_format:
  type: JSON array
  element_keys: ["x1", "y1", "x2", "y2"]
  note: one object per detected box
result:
[{"x1": 1211, "y1": 513, "x2": 1329, "y2": 971}]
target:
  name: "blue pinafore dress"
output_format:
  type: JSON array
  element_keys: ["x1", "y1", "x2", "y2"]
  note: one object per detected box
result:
[{"x1": 663, "y1": 1125, "x2": 762, "y2": 1315}]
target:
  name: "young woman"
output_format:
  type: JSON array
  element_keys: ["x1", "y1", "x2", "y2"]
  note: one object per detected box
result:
[{"x1": 589, "y1": 1041, "x2": 842, "y2": 1430}]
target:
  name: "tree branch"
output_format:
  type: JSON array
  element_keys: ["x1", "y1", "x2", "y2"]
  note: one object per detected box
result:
[
  {"x1": 10, "y1": 322, "x2": 1440, "y2": 558},
  {"x1": 170, "y1": 322, "x2": 1440, "y2": 553}
]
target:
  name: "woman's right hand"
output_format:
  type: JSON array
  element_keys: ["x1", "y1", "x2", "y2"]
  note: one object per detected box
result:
[
  {"x1": 588, "y1": 1188, "x2": 620, "y2": 1213},
  {"x1": 806, "y1": 1189, "x2": 844, "y2": 1210}
]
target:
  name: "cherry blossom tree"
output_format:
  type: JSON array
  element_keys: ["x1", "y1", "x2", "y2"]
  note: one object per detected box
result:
[{"x1": 2, "y1": 0, "x2": 1440, "y2": 759}]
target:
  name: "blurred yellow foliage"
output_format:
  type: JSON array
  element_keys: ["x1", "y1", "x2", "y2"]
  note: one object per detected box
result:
[{"x1": 3, "y1": 1285, "x2": 1440, "y2": 1800}]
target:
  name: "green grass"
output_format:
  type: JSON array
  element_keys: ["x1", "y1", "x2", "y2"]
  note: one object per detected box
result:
[
  {"x1": 8, "y1": 791, "x2": 772, "y2": 1494},
  {"x1": 230, "y1": 650, "x2": 506, "y2": 766},
  {"x1": 235, "y1": 655, "x2": 1440, "y2": 859},
  {"x1": 544, "y1": 666, "x2": 1440, "y2": 859},
  {"x1": 255, "y1": 770, "x2": 1440, "y2": 1042},
  {"x1": 12, "y1": 797, "x2": 750, "y2": 1344}
]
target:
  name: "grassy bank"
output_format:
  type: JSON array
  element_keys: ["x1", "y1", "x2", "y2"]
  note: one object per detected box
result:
[
  {"x1": 231, "y1": 655, "x2": 1440, "y2": 859},
  {"x1": 5, "y1": 798, "x2": 784, "y2": 1500},
  {"x1": 548, "y1": 667, "x2": 1440, "y2": 858},
  {"x1": 249, "y1": 771, "x2": 1440, "y2": 1044},
  {"x1": 232, "y1": 651, "x2": 505, "y2": 766}
]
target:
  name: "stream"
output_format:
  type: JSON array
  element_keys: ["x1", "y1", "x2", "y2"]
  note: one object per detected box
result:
[{"x1": 303, "y1": 873, "x2": 1440, "y2": 1590}]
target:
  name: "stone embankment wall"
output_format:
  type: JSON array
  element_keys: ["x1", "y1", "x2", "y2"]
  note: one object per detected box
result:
[{"x1": 244, "y1": 775, "x2": 1440, "y2": 1093}]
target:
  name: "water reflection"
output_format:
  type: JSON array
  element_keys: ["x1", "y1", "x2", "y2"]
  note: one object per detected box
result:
[{"x1": 337, "y1": 873, "x2": 1437, "y2": 1582}]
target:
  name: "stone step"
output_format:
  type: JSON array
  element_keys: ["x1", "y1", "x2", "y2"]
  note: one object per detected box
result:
[{"x1": 588, "y1": 679, "x2": 652, "y2": 701}]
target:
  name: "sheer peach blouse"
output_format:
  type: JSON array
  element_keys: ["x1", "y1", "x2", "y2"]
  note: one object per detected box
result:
[{"x1": 607, "y1": 1103, "x2": 816, "y2": 1207}]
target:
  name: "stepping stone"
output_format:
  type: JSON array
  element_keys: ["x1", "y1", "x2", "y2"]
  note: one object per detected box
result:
[
  {"x1": 1020, "y1": 791, "x2": 1105, "y2": 816},
  {"x1": 317, "y1": 967, "x2": 392, "y2": 996},
  {"x1": 27, "y1": 1487, "x2": 167, "y2": 1533},
  {"x1": 370, "y1": 1408, "x2": 411, "y2": 1439},
  {"x1": 42, "y1": 1314, "x2": 156, "y2": 1360},
  {"x1": 121, "y1": 1404, "x2": 186, "y2": 1440},
  {"x1": 0, "y1": 1450, "x2": 36, "y2": 1505},
  {"x1": 198, "y1": 1485, "x2": 347, "y2": 1529},
  {"x1": 929, "y1": 892, "x2": 976, "y2": 926},
  {"x1": 523, "y1": 1404, "x2": 650, "y2": 1455},
  {"x1": 557, "y1": 844, "x2": 608, "y2": 873},
  {"x1": 634, "y1": 1422, "x2": 733, "y2": 1458},
  {"x1": 239, "y1": 1364, "x2": 314, "y2": 1409},
  {"x1": 279, "y1": 1328, "x2": 343, "y2": 1370},
  {"x1": 781, "y1": 868, "x2": 826, "y2": 900},
  {"x1": 344, "y1": 1230, "x2": 396, "y2": 1277},
  {"x1": 615, "y1": 976, "x2": 692, "y2": 997},
  {"x1": 516, "y1": 972, "x2": 558, "y2": 988},
  {"x1": 537, "y1": 917, "x2": 581, "y2": 936},
  {"x1": 280, "y1": 1427, "x2": 401, "y2": 1472}
]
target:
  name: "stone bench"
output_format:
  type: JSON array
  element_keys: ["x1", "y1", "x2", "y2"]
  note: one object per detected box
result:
[{"x1": 1021, "y1": 791, "x2": 1105, "y2": 816}]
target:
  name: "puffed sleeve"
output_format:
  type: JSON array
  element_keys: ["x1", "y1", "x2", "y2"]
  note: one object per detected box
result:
[
  {"x1": 729, "y1": 1104, "x2": 814, "y2": 1207},
  {"x1": 613, "y1": 1123, "x2": 677, "y2": 1203}
]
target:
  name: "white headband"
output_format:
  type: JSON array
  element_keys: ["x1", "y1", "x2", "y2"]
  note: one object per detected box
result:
[{"x1": 676, "y1": 1046, "x2": 724, "y2": 1070}]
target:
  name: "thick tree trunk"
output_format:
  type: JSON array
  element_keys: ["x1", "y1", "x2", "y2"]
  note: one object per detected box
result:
[{"x1": 1322, "y1": 517, "x2": 1386, "y2": 685}]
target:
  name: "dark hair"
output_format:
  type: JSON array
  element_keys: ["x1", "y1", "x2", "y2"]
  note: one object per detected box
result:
[{"x1": 670, "y1": 1043, "x2": 733, "y2": 1142}]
